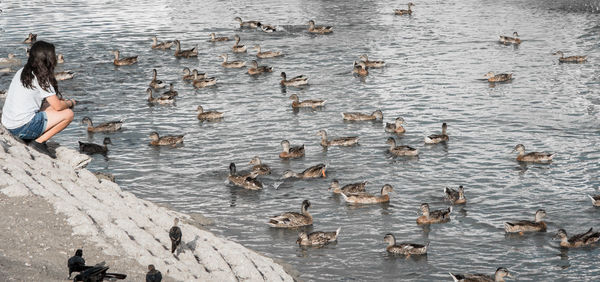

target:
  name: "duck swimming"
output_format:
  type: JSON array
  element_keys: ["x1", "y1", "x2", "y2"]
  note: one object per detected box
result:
[
  {"x1": 484, "y1": 72, "x2": 513, "y2": 82},
  {"x1": 499, "y1": 32, "x2": 521, "y2": 45},
  {"x1": 394, "y1": 2, "x2": 415, "y2": 15},
  {"x1": 192, "y1": 76, "x2": 217, "y2": 88},
  {"x1": 384, "y1": 233, "x2": 427, "y2": 256},
  {"x1": 149, "y1": 69, "x2": 166, "y2": 89},
  {"x1": 147, "y1": 88, "x2": 174, "y2": 105},
  {"x1": 329, "y1": 180, "x2": 367, "y2": 194},
  {"x1": 588, "y1": 194, "x2": 600, "y2": 207},
  {"x1": 385, "y1": 117, "x2": 406, "y2": 134},
  {"x1": 173, "y1": 40, "x2": 198, "y2": 58},
  {"x1": 113, "y1": 50, "x2": 138, "y2": 66},
  {"x1": 0, "y1": 54, "x2": 20, "y2": 65},
  {"x1": 79, "y1": 137, "x2": 112, "y2": 155},
  {"x1": 513, "y1": 144, "x2": 554, "y2": 163},
  {"x1": 209, "y1": 32, "x2": 229, "y2": 42},
  {"x1": 386, "y1": 137, "x2": 418, "y2": 156},
  {"x1": 283, "y1": 164, "x2": 327, "y2": 179},
  {"x1": 424, "y1": 122, "x2": 449, "y2": 144},
  {"x1": 257, "y1": 22, "x2": 276, "y2": 33},
  {"x1": 352, "y1": 61, "x2": 369, "y2": 77},
  {"x1": 417, "y1": 203, "x2": 452, "y2": 224},
  {"x1": 268, "y1": 200, "x2": 312, "y2": 228},
  {"x1": 81, "y1": 117, "x2": 123, "y2": 133},
  {"x1": 279, "y1": 140, "x2": 305, "y2": 159},
  {"x1": 219, "y1": 53, "x2": 246, "y2": 68},
  {"x1": 151, "y1": 35, "x2": 174, "y2": 50},
  {"x1": 280, "y1": 72, "x2": 308, "y2": 87},
  {"x1": 149, "y1": 132, "x2": 184, "y2": 146},
  {"x1": 234, "y1": 16, "x2": 260, "y2": 28},
  {"x1": 252, "y1": 45, "x2": 283, "y2": 58},
  {"x1": 504, "y1": 209, "x2": 547, "y2": 233},
  {"x1": 197, "y1": 105, "x2": 223, "y2": 120},
  {"x1": 55, "y1": 71, "x2": 75, "y2": 81},
  {"x1": 23, "y1": 33, "x2": 37, "y2": 44},
  {"x1": 341, "y1": 184, "x2": 393, "y2": 204},
  {"x1": 554, "y1": 228, "x2": 600, "y2": 248},
  {"x1": 289, "y1": 94, "x2": 325, "y2": 108},
  {"x1": 308, "y1": 20, "x2": 333, "y2": 34},
  {"x1": 227, "y1": 163, "x2": 262, "y2": 190},
  {"x1": 162, "y1": 83, "x2": 178, "y2": 98},
  {"x1": 247, "y1": 60, "x2": 272, "y2": 75},
  {"x1": 249, "y1": 156, "x2": 271, "y2": 175},
  {"x1": 553, "y1": 51, "x2": 587, "y2": 63},
  {"x1": 232, "y1": 35, "x2": 247, "y2": 53},
  {"x1": 444, "y1": 185, "x2": 466, "y2": 205},
  {"x1": 450, "y1": 267, "x2": 512, "y2": 282},
  {"x1": 56, "y1": 54, "x2": 64, "y2": 64},
  {"x1": 297, "y1": 228, "x2": 340, "y2": 246},
  {"x1": 343, "y1": 110, "x2": 383, "y2": 121},
  {"x1": 317, "y1": 129, "x2": 359, "y2": 147},
  {"x1": 182, "y1": 67, "x2": 202, "y2": 80},
  {"x1": 359, "y1": 54, "x2": 385, "y2": 68}
]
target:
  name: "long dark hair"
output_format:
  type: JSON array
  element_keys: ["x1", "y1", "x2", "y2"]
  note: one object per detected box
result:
[{"x1": 20, "y1": 41, "x2": 60, "y2": 97}]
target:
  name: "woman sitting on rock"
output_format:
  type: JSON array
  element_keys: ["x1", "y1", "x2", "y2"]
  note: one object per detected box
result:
[{"x1": 1, "y1": 41, "x2": 76, "y2": 158}]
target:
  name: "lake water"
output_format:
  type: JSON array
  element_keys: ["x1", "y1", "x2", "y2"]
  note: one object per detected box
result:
[{"x1": 1, "y1": 0, "x2": 599, "y2": 280}]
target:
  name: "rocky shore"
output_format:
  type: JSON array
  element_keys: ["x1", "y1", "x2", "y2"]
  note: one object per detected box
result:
[{"x1": 0, "y1": 125, "x2": 294, "y2": 281}]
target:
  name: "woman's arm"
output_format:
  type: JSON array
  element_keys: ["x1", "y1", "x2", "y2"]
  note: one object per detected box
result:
[{"x1": 46, "y1": 95, "x2": 76, "y2": 111}]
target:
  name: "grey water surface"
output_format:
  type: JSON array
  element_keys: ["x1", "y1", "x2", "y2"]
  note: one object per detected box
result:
[{"x1": 1, "y1": 0, "x2": 599, "y2": 280}]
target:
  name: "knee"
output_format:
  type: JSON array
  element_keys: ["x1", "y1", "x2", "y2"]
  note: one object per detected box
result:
[{"x1": 63, "y1": 109, "x2": 74, "y2": 122}]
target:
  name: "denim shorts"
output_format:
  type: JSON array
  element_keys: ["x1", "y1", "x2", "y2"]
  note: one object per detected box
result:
[{"x1": 8, "y1": 111, "x2": 47, "y2": 140}]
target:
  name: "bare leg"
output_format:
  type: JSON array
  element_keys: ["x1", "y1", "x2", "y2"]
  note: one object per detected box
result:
[{"x1": 35, "y1": 107, "x2": 74, "y2": 143}]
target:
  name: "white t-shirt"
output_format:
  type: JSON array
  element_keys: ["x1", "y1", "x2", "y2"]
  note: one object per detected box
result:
[{"x1": 1, "y1": 68, "x2": 56, "y2": 129}]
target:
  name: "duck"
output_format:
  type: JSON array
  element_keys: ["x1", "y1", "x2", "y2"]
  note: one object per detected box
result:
[
  {"x1": 283, "y1": 164, "x2": 327, "y2": 179},
  {"x1": 317, "y1": 129, "x2": 359, "y2": 147},
  {"x1": 227, "y1": 163, "x2": 262, "y2": 190},
  {"x1": 308, "y1": 20, "x2": 333, "y2": 34},
  {"x1": 504, "y1": 209, "x2": 547, "y2": 233},
  {"x1": 169, "y1": 218, "x2": 182, "y2": 253},
  {"x1": 289, "y1": 94, "x2": 325, "y2": 108},
  {"x1": 182, "y1": 68, "x2": 204, "y2": 80},
  {"x1": 386, "y1": 137, "x2": 418, "y2": 156},
  {"x1": 113, "y1": 50, "x2": 138, "y2": 66},
  {"x1": 232, "y1": 35, "x2": 247, "y2": 53},
  {"x1": 81, "y1": 117, "x2": 123, "y2": 133},
  {"x1": 554, "y1": 228, "x2": 600, "y2": 248},
  {"x1": 219, "y1": 53, "x2": 246, "y2": 68},
  {"x1": 173, "y1": 40, "x2": 198, "y2": 58},
  {"x1": 342, "y1": 110, "x2": 383, "y2": 121},
  {"x1": 0, "y1": 54, "x2": 20, "y2": 65},
  {"x1": 484, "y1": 72, "x2": 513, "y2": 82},
  {"x1": 394, "y1": 2, "x2": 415, "y2": 15},
  {"x1": 257, "y1": 22, "x2": 276, "y2": 33},
  {"x1": 149, "y1": 132, "x2": 184, "y2": 146},
  {"x1": 147, "y1": 88, "x2": 174, "y2": 105},
  {"x1": 196, "y1": 105, "x2": 223, "y2": 120},
  {"x1": 151, "y1": 35, "x2": 174, "y2": 50},
  {"x1": 329, "y1": 180, "x2": 368, "y2": 194},
  {"x1": 234, "y1": 16, "x2": 260, "y2": 28},
  {"x1": 385, "y1": 117, "x2": 406, "y2": 134},
  {"x1": 450, "y1": 267, "x2": 512, "y2": 282},
  {"x1": 268, "y1": 200, "x2": 312, "y2": 228},
  {"x1": 341, "y1": 184, "x2": 393, "y2": 204},
  {"x1": 192, "y1": 76, "x2": 217, "y2": 88},
  {"x1": 280, "y1": 72, "x2": 308, "y2": 87},
  {"x1": 162, "y1": 83, "x2": 178, "y2": 98},
  {"x1": 352, "y1": 61, "x2": 369, "y2": 77},
  {"x1": 297, "y1": 228, "x2": 340, "y2": 246},
  {"x1": 248, "y1": 156, "x2": 271, "y2": 175},
  {"x1": 279, "y1": 140, "x2": 305, "y2": 159},
  {"x1": 56, "y1": 54, "x2": 64, "y2": 64},
  {"x1": 424, "y1": 122, "x2": 449, "y2": 144},
  {"x1": 93, "y1": 171, "x2": 115, "y2": 182},
  {"x1": 512, "y1": 144, "x2": 554, "y2": 163},
  {"x1": 553, "y1": 51, "x2": 587, "y2": 63},
  {"x1": 247, "y1": 60, "x2": 273, "y2": 75},
  {"x1": 55, "y1": 71, "x2": 75, "y2": 81},
  {"x1": 384, "y1": 233, "x2": 427, "y2": 256},
  {"x1": 359, "y1": 54, "x2": 385, "y2": 68},
  {"x1": 587, "y1": 194, "x2": 600, "y2": 207},
  {"x1": 23, "y1": 33, "x2": 37, "y2": 44},
  {"x1": 149, "y1": 69, "x2": 166, "y2": 89},
  {"x1": 78, "y1": 137, "x2": 112, "y2": 155},
  {"x1": 499, "y1": 32, "x2": 521, "y2": 45},
  {"x1": 252, "y1": 45, "x2": 283, "y2": 58},
  {"x1": 416, "y1": 203, "x2": 452, "y2": 224},
  {"x1": 444, "y1": 185, "x2": 466, "y2": 205},
  {"x1": 209, "y1": 32, "x2": 229, "y2": 42}
]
